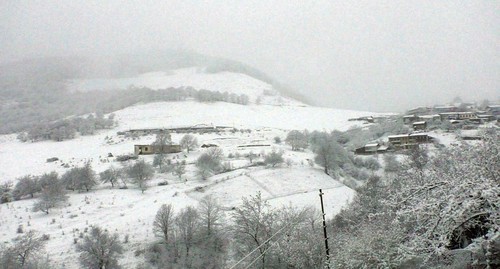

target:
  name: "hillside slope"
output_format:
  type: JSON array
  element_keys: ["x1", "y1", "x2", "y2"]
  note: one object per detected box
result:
[{"x1": 0, "y1": 70, "x2": 376, "y2": 268}]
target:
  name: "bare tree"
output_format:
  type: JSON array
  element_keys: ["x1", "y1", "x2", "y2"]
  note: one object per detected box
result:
[
  {"x1": 246, "y1": 151, "x2": 257, "y2": 164},
  {"x1": 312, "y1": 134, "x2": 349, "y2": 176},
  {"x1": 99, "y1": 166, "x2": 120, "y2": 188},
  {"x1": 199, "y1": 195, "x2": 224, "y2": 236},
  {"x1": 13, "y1": 175, "x2": 40, "y2": 200},
  {"x1": 180, "y1": 134, "x2": 198, "y2": 153},
  {"x1": 407, "y1": 145, "x2": 429, "y2": 172},
  {"x1": 62, "y1": 162, "x2": 98, "y2": 192},
  {"x1": 126, "y1": 159, "x2": 154, "y2": 193},
  {"x1": 153, "y1": 153, "x2": 166, "y2": 171},
  {"x1": 3, "y1": 230, "x2": 47, "y2": 268},
  {"x1": 285, "y1": 130, "x2": 308, "y2": 151},
  {"x1": 264, "y1": 149, "x2": 284, "y2": 167},
  {"x1": 153, "y1": 204, "x2": 175, "y2": 243},
  {"x1": 196, "y1": 148, "x2": 223, "y2": 180},
  {"x1": 172, "y1": 162, "x2": 186, "y2": 180},
  {"x1": 33, "y1": 172, "x2": 67, "y2": 214},
  {"x1": 76, "y1": 226, "x2": 123, "y2": 269},
  {"x1": 383, "y1": 154, "x2": 400, "y2": 173},
  {"x1": 176, "y1": 206, "x2": 200, "y2": 258},
  {"x1": 231, "y1": 192, "x2": 276, "y2": 268}
]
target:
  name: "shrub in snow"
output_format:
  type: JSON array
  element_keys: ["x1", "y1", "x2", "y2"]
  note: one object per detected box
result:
[
  {"x1": 180, "y1": 134, "x2": 198, "y2": 153},
  {"x1": 61, "y1": 162, "x2": 98, "y2": 192},
  {"x1": 285, "y1": 130, "x2": 309, "y2": 151},
  {"x1": 125, "y1": 160, "x2": 154, "y2": 193},
  {"x1": 13, "y1": 175, "x2": 41, "y2": 200},
  {"x1": 196, "y1": 148, "x2": 224, "y2": 180},
  {"x1": 264, "y1": 149, "x2": 284, "y2": 167},
  {"x1": 99, "y1": 166, "x2": 121, "y2": 188},
  {"x1": 76, "y1": 226, "x2": 123, "y2": 269},
  {"x1": 33, "y1": 172, "x2": 68, "y2": 214}
]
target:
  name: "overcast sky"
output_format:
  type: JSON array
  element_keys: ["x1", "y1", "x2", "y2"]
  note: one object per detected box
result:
[{"x1": 1, "y1": 0, "x2": 498, "y2": 112}]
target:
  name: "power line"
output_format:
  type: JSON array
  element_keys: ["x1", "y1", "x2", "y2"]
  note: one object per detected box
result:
[{"x1": 229, "y1": 217, "x2": 301, "y2": 269}]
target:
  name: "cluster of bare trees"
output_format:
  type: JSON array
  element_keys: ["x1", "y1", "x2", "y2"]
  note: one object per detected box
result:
[
  {"x1": 150, "y1": 196, "x2": 227, "y2": 268},
  {"x1": 146, "y1": 192, "x2": 326, "y2": 269},
  {"x1": 19, "y1": 113, "x2": 116, "y2": 142}
]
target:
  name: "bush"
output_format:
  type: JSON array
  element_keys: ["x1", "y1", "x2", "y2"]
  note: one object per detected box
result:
[
  {"x1": 76, "y1": 226, "x2": 123, "y2": 269},
  {"x1": 264, "y1": 150, "x2": 284, "y2": 167},
  {"x1": 115, "y1": 154, "x2": 138, "y2": 162}
]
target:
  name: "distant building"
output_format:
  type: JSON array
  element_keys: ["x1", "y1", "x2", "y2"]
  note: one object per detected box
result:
[
  {"x1": 477, "y1": 114, "x2": 495, "y2": 122},
  {"x1": 407, "y1": 106, "x2": 432, "y2": 116},
  {"x1": 403, "y1": 115, "x2": 418, "y2": 124},
  {"x1": 354, "y1": 142, "x2": 391, "y2": 155},
  {"x1": 388, "y1": 133, "x2": 433, "y2": 149},
  {"x1": 486, "y1": 105, "x2": 500, "y2": 117},
  {"x1": 412, "y1": 121, "x2": 427, "y2": 131},
  {"x1": 417, "y1": 114, "x2": 440, "y2": 123},
  {"x1": 439, "y1": 112, "x2": 477, "y2": 121},
  {"x1": 434, "y1": 105, "x2": 458, "y2": 113},
  {"x1": 134, "y1": 144, "x2": 181, "y2": 155}
]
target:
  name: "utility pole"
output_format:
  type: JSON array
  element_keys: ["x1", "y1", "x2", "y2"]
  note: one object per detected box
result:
[{"x1": 319, "y1": 189, "x2": 330, "y2": 268}]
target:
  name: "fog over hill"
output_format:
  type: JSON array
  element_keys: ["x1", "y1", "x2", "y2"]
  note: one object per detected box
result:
[{"x1": 0, "y1": 52, "x2": 311, "y2": 134}]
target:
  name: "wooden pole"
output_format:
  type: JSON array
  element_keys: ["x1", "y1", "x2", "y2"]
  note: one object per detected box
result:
[{"x1": 319, "y1": 189, "x2": 330, "y2": 268}]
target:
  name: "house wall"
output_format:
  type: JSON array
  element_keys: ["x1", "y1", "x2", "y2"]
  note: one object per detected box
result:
[{"x1": 134, "y1": 145, "x2": 182, "y2": 155}]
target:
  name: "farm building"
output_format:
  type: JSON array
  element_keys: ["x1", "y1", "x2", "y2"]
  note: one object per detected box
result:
[{"x1": 134, "y1": 144, "x2": 181, "y2": 155}]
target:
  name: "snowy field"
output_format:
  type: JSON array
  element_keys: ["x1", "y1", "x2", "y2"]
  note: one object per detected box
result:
[{"x1": 0, "y1": 70, "x2": 377, "y2": 268}]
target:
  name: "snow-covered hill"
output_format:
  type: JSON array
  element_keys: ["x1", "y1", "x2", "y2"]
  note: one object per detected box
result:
[
  {"x1": 67, "y1": 67, "x2": 303, "y2": 106},
  {"x1": 0, "y1": 70, "x2": 379, "y2": 268}
]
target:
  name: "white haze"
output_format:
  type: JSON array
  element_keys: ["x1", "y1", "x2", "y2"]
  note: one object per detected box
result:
[{"x1": 1, "y1": 0, "x2": 498, "y2": 112}]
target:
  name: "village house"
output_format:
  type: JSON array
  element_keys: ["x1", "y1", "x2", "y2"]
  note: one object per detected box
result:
[
  {"x1": 403, "y1": 115, "x2": 418, "y2": 124},
  {"x1": 434, "y1": 105, "x2": 458, "y2": 114},
  {"x1": 439, "y1": 112, "x2": 477, "y2": 121},
  {"x1": 417, "y1": 114, "x2": 441, "y2": 123},
  {"x1": 486, "y1": 105, "x2": 500, "y2": 117},
  {"x1": 388, "y1": 133, "x2": 433, "y2": 149},
  {"x1": 134, "y1": 144, "x2": 182, "y2": 155},
  {"x1": 354, "y1": 142, "x2": 389, "y2": 155},
  {"x1": 362, "y1": 142, "x2": 379, "y2": 153},
  {"x1": 406, "y1": 106, "x2": 432, "y2": 116},
  {"x1": 412, "y1": 121, "x2": 427, "y2": 131}
]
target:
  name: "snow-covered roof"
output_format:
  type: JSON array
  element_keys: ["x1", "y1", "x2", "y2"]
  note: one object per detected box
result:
[
  {"x1": 418, "y1": 114, "x2": 440, "y2": 118},
  {"x1": 377, "y1": 145, "x2": 389, "y2": 150},
  {"x1": 410, "y1": 133, "x2": 429, "y2": 137},
  {"x1": 413, "y1": 121, "x2": 426, "y2": 125},
  {"x1": 434, "y1": 105, "x2": 457, "y2": 109},
  {"x1": 388, "y1": 134, "x2": 409, "y2": 138},
  {"x1": 365, "y1": 143, "x2": 379, "y2": 147},
  {"x1": 403, "y1": 115, "x2": 416, "y2": 118}
]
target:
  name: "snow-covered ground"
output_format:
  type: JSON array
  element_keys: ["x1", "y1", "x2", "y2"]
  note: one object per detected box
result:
[
  {"x1": 0, "y1": 68, "x2": 399, "y2": 268},
  {"x1": 0, "y1": 125, "x2": 355, "y2": 268}
]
